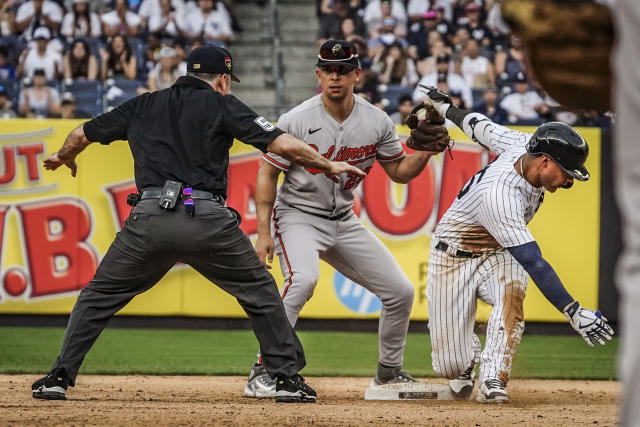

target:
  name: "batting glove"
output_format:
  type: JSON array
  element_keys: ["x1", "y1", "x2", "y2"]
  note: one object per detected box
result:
[
  {"x1": 563, "y1": 301, "x2": 614, "y2": 347},
  {"x1": 415, "y1": 84, "x2": 452, "y2": 118}
]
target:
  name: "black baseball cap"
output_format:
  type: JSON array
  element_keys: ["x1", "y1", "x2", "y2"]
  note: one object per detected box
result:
[
  {"x1": 515, "y1": 71, "x2": 527, "y2": 83},
  {"x1": 187, "y1": 44, "x2": 240, "y2": 82},
  {"x1": 316, "y1": 40, "x2": 360, "y2": 68}
]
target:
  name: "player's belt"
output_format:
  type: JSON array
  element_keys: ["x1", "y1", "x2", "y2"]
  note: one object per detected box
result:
[
  {"x1": 298, "y1": 208, "x2": 352, "y2": 221},
  {"x1": 140, "y1": 188, "x2": 225, "y2": 203},
  {"x1": 435, "y1": 241, "x2": 482, "y2": 259}
]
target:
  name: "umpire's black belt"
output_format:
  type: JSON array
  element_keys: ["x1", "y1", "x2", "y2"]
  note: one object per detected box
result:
[
  {"x1": 435, "y1": 241, "x2": 482, "y2": 259},
  {"x1": 140, "y1": 188, "x2": 225, "y2": 203}
]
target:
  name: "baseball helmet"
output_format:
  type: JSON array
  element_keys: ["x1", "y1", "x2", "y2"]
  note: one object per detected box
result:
[{"x1": 526, "y1": 122, "x2": 590, "y2": 182}]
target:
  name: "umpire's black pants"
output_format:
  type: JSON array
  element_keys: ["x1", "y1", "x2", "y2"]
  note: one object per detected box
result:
[{"x1": 51, "y1": 198, "x2": 305, "y2": 385}]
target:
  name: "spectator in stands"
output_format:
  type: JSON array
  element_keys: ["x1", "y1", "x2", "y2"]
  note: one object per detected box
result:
[
  {"x1": 362, "y1": 0, "x2": 407, "y2": 38},
  {"x1": 100, "y1": 33, "x2": 137, "y2": 79},
  {"x1": 183, "y1": 0, "x2": 232, "y2": 47},
  {"x1": 389, "y1": 93, "x2": 412, "y2": 125},
  {"x1": 499, "y1": 71, "x2": 548, "y2": 124},
  {"x1": 139, "y1": 0, "x2": 185, "y2": 31},
  {"x1": 17, "y1": 27, "x2": 62, "y2": 79},
  {"x1": 368, "y1": 16, "x2": 408, "y2": 54},
  {"x1": 0, "y1": 85, "x2": 16, "y2": 118},
  {"x1": 61, "y1": 0, "x2": 102, "y2": 41},
  {"x1": 412, "y1": 52, "x2": 472, "y2": 107},
  {"x1": 494, "y1": 34, "x2": 527, "y2": 87},
  {"x1": 18, "y1": 68, "x2": 60, "y2": 117},
  {"x1": 408, "y1": 11, "x2": 438, "y2": 60},
  {"x1": 172, "y1": 38, "x2": 187, "y2": 74},
  {"x1": 354, "y1": 69, "x2": 381, "y2": 108},
  {"x1": 485, "y1": 0, "x2": 509, "y2": 46},
  {"x1": 371, "y1": 41, "x2": 418, "y2": 86},
  {"x1": 462, "y1": 2, "x2": 491, "y2": 47},
  {"x1": 147, "y1": 0, "x2": 185, "y2": 38},
  {"x1": 59, "y1": 91, "x2": 90, "y2": 118},
  {"x1": 63, "y1": 38, "x2": 98, "y2": 80},
  {"x1": 415, "y1": 33, "x2": 452, "y2": 76},
  {"x1": 0, "y1": 46, "x2": 15, "y2": 79},
  {"x1": 472, "y1": 85, "x2": 507, "y2": 124},
  {"x1": 0, "y1": 0, "x2": 15, "y2": 37},
  {"x1": 457, "y1": 38, "x2": 494, "y2": 90},
  {"x1": 451, "y1": 26, "x2": 471, "y2": 62},
  {"x1": 15, "y1": 0, "x2": 63, "y2": 41},
  {"x1": 317, "y1": 0, "x2": 365, "y2": 44},
  {"x1": 432, "y1": 4, "x2": 454, "y2": 43},
  {"x1": 347, "y1": 34, "x2": 371, "y2": 70},
  {"x1": 101, "y1": 0, "x2": 142, "y2": 38},
  {"x1": 143, "y1": 31, "x2": 162, "y2": 72},
  {"x1": 147, "y1": 46, "x2": 180, "y2": 91},
  {"x1": 449, "y1": 88, "x2": 465, "y2": 109}
]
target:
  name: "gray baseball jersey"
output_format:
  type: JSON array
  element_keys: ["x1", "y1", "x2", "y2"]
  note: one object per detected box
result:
[
  {"x1": 263, "y1": 93, "x2": 415, "y2": 367},
  {"x1": 428, "y1": 112, "x2": 541, "y2": 386},
  {"x1": 264, "y1": 94, "x2": 406, "y2": 217}
]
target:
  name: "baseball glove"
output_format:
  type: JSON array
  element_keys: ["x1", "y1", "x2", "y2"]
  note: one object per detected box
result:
[
  {"x1": 404, "y1": 103, "x2": 452, "y2": 153},
  {"x1": 501, "y1": 0, "x2": 613, "y2": 111}
]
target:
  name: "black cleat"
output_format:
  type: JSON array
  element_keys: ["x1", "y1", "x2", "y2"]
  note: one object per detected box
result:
[
  {"x1": 275, "y1": 374, "x2": 317, "y2": 403},
  {"x1": 32, "y1": 368, "x2": 69, "y2": 400}
]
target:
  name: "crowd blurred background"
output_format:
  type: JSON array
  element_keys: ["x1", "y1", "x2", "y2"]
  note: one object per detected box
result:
[{"x1": 0, "y1": 0, "x2": 611, "y2": 127}]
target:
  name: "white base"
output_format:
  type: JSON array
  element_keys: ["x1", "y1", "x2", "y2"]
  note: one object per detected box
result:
[{"x1": 364, "y1": 381, "x2": 453, "y2": 400}]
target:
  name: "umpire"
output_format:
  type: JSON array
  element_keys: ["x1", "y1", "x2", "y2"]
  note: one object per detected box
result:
[{"x1": 34, "y1": 45, "x2": 364, "y2": 403}]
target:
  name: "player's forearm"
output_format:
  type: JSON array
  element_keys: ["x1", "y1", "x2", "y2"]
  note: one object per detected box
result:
[
  {"x1": 386, "y1": 151, "x2": 433, "y2": 183},
  {"x1": 57, "y1": 124, "x2": 92, "y2": 161},
  {"x1": 445, "y1": 104, "x2": 471, "y2": 129},
  {"x1": 507, "y1": 242, "x2": 574, "y2": 312},
  {"x1": 255, "y1": 164, "x2": 279, "y2": 236},
  {"x1": 267, "y1": 133, "x2": 332, "y2": 172}
]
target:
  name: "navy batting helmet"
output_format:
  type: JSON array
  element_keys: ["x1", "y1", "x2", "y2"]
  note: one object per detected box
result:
[{"x1": 526, "y1": 122, "x2": 590, "y2": 182}]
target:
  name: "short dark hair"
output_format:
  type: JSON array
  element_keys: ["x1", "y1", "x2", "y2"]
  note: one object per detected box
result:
[
  {"x1": 398, "y1": 94, "x2": 413, "y2": 105},
  {"x1": 186, "y1": 71, "x2": 222, "y2": 82}
]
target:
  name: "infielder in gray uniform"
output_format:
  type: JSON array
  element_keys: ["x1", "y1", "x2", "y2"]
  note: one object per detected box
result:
[
  {"x1": 244, "y1": 40, "x2": 450, "y2": 398},
  {"x1": 418, "y1": 85, "x2": 614, "y2": 403}
]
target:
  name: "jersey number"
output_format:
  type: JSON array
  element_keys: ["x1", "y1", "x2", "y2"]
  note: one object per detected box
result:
[
  {"x1": 344, "y1": 166, "x2": 372, "y2": 190},
  {"x1": 456, "y1": 155, "x2": 499, "y2": 200}
]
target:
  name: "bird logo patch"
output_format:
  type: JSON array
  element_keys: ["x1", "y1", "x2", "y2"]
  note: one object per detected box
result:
[{"x1": 225, "y1": 57, "x2": 232, "y2": 71}]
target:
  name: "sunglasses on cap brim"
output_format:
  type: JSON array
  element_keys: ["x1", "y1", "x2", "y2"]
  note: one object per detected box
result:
[
  {"x1": 319, "y1": 65, "x2": 356, "y2": 75},
  {"x1": 318, "y1": 44, "x2": 357, "y2": 61}
]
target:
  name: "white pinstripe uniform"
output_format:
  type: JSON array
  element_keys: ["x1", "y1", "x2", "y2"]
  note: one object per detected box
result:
[
  {"x1": 263, "y1": 93, "x2": 415, "y2": 367},
  {"x1": 427, "y1": 112, "x2": 542, "y2": 386}
]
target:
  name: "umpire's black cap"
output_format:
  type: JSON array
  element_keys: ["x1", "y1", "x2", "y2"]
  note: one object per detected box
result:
[
  {"x1": 316, "y1": 40, "x2": 360, "y2": 68},
  {"x1": 187, "y1": 45, "x2": 240, "y2": 82}
]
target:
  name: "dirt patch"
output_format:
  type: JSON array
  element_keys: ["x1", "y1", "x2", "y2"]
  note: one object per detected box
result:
[{"x1": 3, "y1": 375, "x2": 619, "y2": 426}]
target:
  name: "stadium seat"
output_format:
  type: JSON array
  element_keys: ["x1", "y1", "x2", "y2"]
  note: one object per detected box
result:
[
  {"x1": 103, "y1": 78, "x2": 144, "y2": 111},
  {"x1": 62, "y1": 80, "x2": 103, "y2": 118},
  {"x1": 379, "y1": 85, "x2": 414, "y2": 114}
]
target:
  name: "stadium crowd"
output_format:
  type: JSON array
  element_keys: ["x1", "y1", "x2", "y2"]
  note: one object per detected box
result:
[
  {"x1": 0, "y1": 0, "x2": 610, "y2": 126},
  {"x1": 0, "y1": 0, "x2": 240, "y2": 118},
  {"x1": 316, "y1": 0, "x2": 610, "y2": 127}
]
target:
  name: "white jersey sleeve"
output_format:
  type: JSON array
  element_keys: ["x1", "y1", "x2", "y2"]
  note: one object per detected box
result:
[
  {"x1": 477, "y1": 173, "x2": 535, "y2": 248},
  {"x1": 461, "y1": 112, "x2": 532, "y2": 155},
  {"x1": 262, "y1": 113, "x2": 292, "y2": 171},
  {"x1": 375, "y1": 114, "x2": 405, "y2": 163}
]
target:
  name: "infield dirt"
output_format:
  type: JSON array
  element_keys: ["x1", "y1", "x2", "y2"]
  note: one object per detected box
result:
[{"x1": 3, "y1": 375, "x2": 619, "y2": 426}]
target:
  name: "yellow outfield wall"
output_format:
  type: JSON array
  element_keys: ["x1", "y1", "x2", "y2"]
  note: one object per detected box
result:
[{"x1": 0, "y1": 119, "x2": 601, "y2": 322}]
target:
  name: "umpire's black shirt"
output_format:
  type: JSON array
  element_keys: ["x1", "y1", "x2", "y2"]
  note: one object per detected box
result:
[{"x1": 83, "y1": 76, "x2": 284, "y2": 198}]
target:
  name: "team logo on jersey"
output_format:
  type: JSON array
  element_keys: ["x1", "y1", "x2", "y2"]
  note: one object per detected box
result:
[
  {"x1": 333, "y1": 271, "x2": 382, "y2": 314},
  {"x1": 225, "y1": 56, "x2": 231, "y2": 70},
  {"x1": 254, "y1": 116, "x2": 275, "y2": 131}
]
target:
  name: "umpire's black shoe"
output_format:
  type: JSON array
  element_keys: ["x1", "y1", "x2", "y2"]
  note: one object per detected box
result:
[
  {"x1": 32, "y1": 368, "x2": 69, "y2": 400},
  {"x1": 275, "y1": 374, "x2": 317, "y2": 403}
]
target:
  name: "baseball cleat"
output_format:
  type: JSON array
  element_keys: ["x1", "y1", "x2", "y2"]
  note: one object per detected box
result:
[
  {"x1": 31, "y1": 368, "x2": 69, "y2": 400},
  {"x1": 244, "y1": 363, "x2": 276, "y2": 398},
  {"x1": 449, "y1": 364, "x2": 475, "y2": 399},
  {"x1": 372, "y1": 363, "x2": 417, "y2": 386},
  {"x1": 275, "y1": 374, "x2": 317, "y2": 403},
  {"x1": 476, "y1": 378, "x2": 509, "y2": 403}
]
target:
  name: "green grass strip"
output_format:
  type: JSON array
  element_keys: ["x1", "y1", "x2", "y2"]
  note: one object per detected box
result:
[{"x1": 0, "y1": 327, "x2": 618, "y2": 380}]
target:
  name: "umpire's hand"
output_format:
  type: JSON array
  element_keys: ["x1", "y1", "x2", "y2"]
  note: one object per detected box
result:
[
  {"x1": 324, "y1": 161, "x2": 366, "y2": 183},
  {"x1": 43, "y1": 152, "x2": 78, "y2": 177}
]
